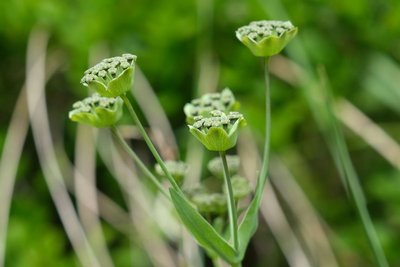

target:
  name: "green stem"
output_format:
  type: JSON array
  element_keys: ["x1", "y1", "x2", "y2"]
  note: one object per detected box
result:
[
  {"x1": 219, "y1": 151, "x2": 239, "y2": 253},
  {"x1": 211, "y1": 257, "x2": 222, "y2": 267},
  {"x1": 111, "y1": 126, "x2": 170, "y2": 199},
  {"x1": 121, "y1": 94, "x2": 180, "y2": 192},
  {"x1": 255, "y1": 57, "x2": 271, "y2": 204}
]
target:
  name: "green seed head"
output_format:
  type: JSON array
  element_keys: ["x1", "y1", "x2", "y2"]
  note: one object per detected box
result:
[
  {"x1": 184, "y1": 88, "x2": 239, "y2": 123},
  {"x1": 236, "y1": 20, "x2": 297, "y2": 57},
  {"x1": 69, "y1": 93, "x2": 123, "y2": 128},
  {"x1": 188, "y1": 110, "x2": 246, "y2": 152},
  {"x1": 81, "y1": 53, "x2": 137, "y2": 97},
  {"x1": 155, "y1": 161, "x2": 188, "y2": 186}
]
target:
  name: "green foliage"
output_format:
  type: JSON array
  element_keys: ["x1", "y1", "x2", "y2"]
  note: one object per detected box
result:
[{"x1": 6, "y1": 198, "x2": 77, "y2": 267}]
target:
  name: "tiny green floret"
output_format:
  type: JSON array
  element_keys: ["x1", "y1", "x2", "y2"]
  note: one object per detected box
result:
[
  {"x1": 188, "y1": 110, "x2": 246, "y2": 152},
  {"x1": 81, "y1": 53, "x2": 137, "y2": 97},
  {"x1": 184, "y1": 88, "x2": 239, "y2": 123},
  {"x1": 236, "y1": 20, "x2": 297, "y2": 57},
  {"x1": 69, "y1": 93, "x2": 123, "y2": 128}
]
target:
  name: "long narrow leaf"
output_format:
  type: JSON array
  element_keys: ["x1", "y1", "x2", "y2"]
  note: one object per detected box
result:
[
  {"x1": 237, "y1": 196, "x2": 259, "y2": 260},
  {"x1": 169, "y1": 189, "x2": 239, "y2": 264}
]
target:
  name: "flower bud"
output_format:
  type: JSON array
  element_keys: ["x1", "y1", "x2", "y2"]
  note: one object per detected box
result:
[
  {"x1": 69, "y1": 93, "x2": 123, "y2": 128},
  {"x1": 222, "y1": 175, "x2": 251, "y2": 200},
  {"x1": 188, "y1": 110, "x2": 246, "y2": 152},
  {"x1": 155, "y1": 161, "x2": 188, "y2": 186},
  {"x1": 236, "y1": 20, "x2": 297, "y2": 57},
  {"x1": 191, "y1": 192, "x2": 227, "y2": 214},
  {"x1": 81, "y1": 53, "x2": 137, "y2": 97},
  {"x1": 186, "y1": 186, "x2": 227, "y2": 215},
  {"x1": 184, "y1": 88, "x2": 239, "y2": 124},
  {"x1": 207, "y1": 155, "x2": 240, "y2": 179}
]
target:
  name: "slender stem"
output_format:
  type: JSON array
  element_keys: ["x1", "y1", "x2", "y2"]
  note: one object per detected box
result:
[
  {"x1": 255, "y1": 57, "x2": 271, "y2": 203},
  {"x1": 111, "y1": 126, "x2": 170, "y2": 199},
  {"x1": 219, "y1": 151, "x2": 239, "y2": 252},
  {"x1": 211, "y1": 257, "x2": 222, "y2": 267},
  {"x1": 121, "y1": 94, "x2": 180, "y2": 192}
]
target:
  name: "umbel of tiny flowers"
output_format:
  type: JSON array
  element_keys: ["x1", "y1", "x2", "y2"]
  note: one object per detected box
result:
[
  {"x1": 69, "y1": 93, "x2": 123, "y2": 128},
  {"x1": 188, "y1": 110, "x2": 246, "y2": 152},
  {"x1": 155, "y1": 160, "x2": 188, "y2": 186},
  {"x1": 186, "y1": 175, "x2": 251, "y2": 215},
  {"x1": 236, "y1": 20, "x2": 298, "y2": 57},
  {"x1": 184, "y1": 88, "x2": 239, "y2": 124},
  {"x1": 81, "y1": 53, "x2": 137, "y2": 97}
]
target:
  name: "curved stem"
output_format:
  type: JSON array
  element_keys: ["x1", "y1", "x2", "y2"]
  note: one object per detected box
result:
[
  {"x1": 111, "y1": 126, "x2": 170, "y2": 199},
  {"x1": 255, "y1": 57, "x2": 271, "y2": 203},
  {"x1": 121, "y1": 94, "x2": 180, "y2": 192},
  {"x1": 219, "y1": 151, "x2": 239, "y2": 253}
]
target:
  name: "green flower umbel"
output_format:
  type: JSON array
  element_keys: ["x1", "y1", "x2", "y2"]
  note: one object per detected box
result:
[
  {"x1": 81, "y1": 53, "x2": 137, "y2": 97},
  {"x1": 184, "y1": 88, "x2": 239, "y2": 124},
  {"x1": 189, "y1": 110, "x2": 246, "y2": 152},
  {"x1": 236, "y1": 20, "x2": 297, "y2": 57},
  {"x1": 69, "y1": 93, "x2": 123, "y2": 128}
]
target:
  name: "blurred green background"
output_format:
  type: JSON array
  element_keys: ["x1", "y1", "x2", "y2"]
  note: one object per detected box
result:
[{"x1": 1, "y1": 0, "x2": 400, "y2": 266}]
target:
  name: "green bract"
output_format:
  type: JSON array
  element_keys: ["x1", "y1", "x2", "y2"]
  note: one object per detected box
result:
[
  {"x1": 81, "y1": 53, "x2": 137, "y2": 97},
  {"x1": 69, "y1": 93, "x2": 123, "y2": 128},
  {"x1": 236, "y1": 20, "x2": 297, "y2": 57},
  {"x1": 155, "y1": 160, "x2": 188, "y2": 186},
  {"x1": 188, "y1": 110, "x2": 246, "y2": 152},
  {"x1": 184, "y1": 88, "x2": 239, "y2": 124}
]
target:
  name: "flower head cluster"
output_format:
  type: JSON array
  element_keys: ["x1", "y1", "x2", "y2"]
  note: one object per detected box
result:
[
  {"x1": 184, "y1": 88, "x2": 239, "y2": 123},
  {"x1": 81, "y1": 53, "x2": 137, "y2": 97},
  {"x1": 236, "y1": 20, "x2": 297, "y2": 57},
  {"x1": 189, "y1": 189, "x2": 227, "y2": 215},
  {"x1": 223, "y1": 175, "x2": 251, "y2": 200},
  {"x1": 208, "y1": 155, "x2": 240, "y2": 179},
  {"x1": 186, "y1": 167, "x2": 251, "y2": 215},
  {"x1": 155, "y1": 160, "x2": 188, "y2": 186},
  {"x1": 189, "y1": 110, "x2": 246, "y2": 151},
  {"x1": 69, "y1": 93, "x2": 123, "y2": 128}
]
